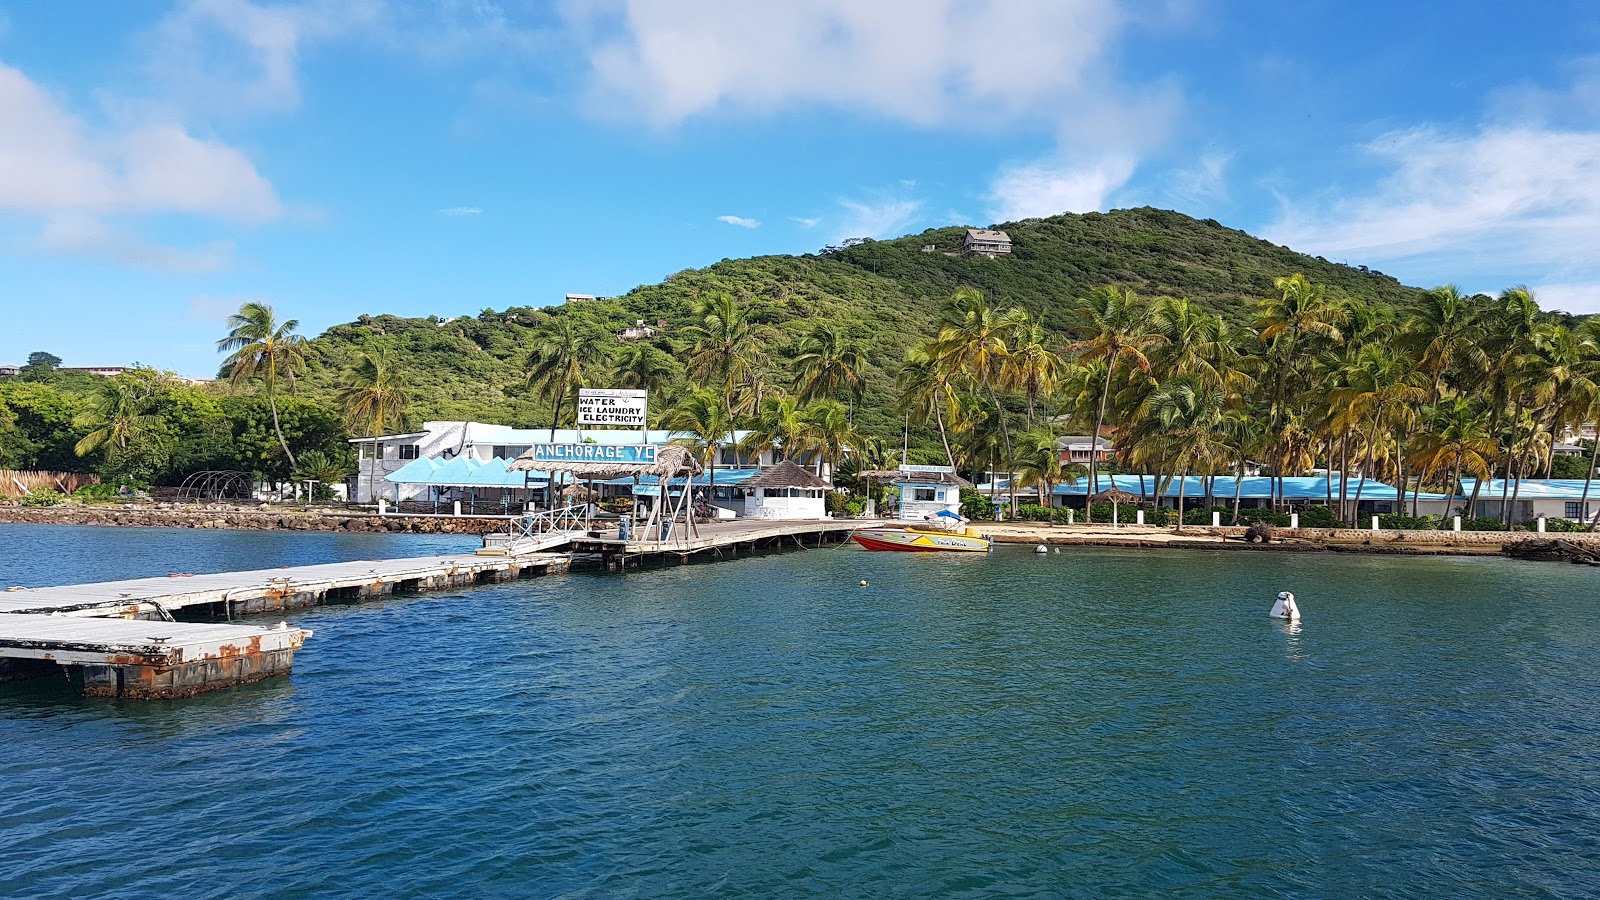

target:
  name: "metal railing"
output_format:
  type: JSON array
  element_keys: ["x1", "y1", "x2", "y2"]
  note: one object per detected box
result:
[{"x1": 511, "y1": 503, "x2": 593, "y2": 541}]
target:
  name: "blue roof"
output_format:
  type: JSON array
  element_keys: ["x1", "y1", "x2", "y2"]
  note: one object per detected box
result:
[
  {"x1": 1044, "y1": 475, "x2": 1411, "y2": 500},
  {"x1": 1459, "y1": 479, "x2": 1597, "y2": 499},
  {"x1": 624, "y1": 468, "x2": 762, "y2": 495},
  {"x1": 387, "y1": 455, "x2": 548, "y2": 486}
]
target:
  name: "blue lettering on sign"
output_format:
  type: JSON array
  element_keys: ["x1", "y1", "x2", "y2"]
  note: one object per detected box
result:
[{"x1": 529, "y1": 443, "x2": 658, "y2": 464}]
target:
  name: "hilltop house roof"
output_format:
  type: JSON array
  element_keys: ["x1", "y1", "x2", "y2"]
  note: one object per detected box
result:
[{"x1": 965, "y1": 229, "x2": 1010, "y2": 242}]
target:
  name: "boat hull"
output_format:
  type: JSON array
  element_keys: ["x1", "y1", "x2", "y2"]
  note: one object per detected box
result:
[{"x1": 850, "y1": 527, "x2": 991, "y2": 552}]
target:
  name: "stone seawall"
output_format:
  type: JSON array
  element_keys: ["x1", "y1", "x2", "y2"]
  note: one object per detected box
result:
[
  {"x1": 0, "y1": 505, "x2": 506, "y2": 534},
  {"x1": 987, "y1": 522, "x2": 1600, "y2": 557}
]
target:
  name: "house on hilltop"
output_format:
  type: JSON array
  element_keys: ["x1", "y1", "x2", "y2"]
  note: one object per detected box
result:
[
  {"x1": 618, "y1": 319, "x2": 658, "y2": 341},
  {"x1": 961, "y1": 229, "x2": 1012, "y2": 257}
]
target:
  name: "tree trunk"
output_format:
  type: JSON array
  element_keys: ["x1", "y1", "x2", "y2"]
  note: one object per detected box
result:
[
  {"x1": 931, "y1": 399, "x2": 956, "y2": 470},
  {"x1": 1351, "y1": 407, "x2": 1384, "y2": 525},
  {"x1": 1580, "y1": 437, "x2": 1600, "y2": 527},
  {"x1": 1087, "y1": 360, "x2": 1116, "y2": 523},
  {"x1": 1438, "y1": 450, "x2": 1464, "y2": 529},
  {"x1": 1233, "y1": 459, "x2": 1246, "y2": 524},
  {"x1": 982, "y1": 373, "x2": 1016, "y2": 517}
]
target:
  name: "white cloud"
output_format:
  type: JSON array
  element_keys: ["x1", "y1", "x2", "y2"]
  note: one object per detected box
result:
[
  {"x1": 141, "y1": 0, "x2": 383, "y2": 116},
  {"x1": 578, "y1": 0, "x2": 1126, "y2": 128},
  {"x1": 790, "y1": 216, "x2": 821, "y2": 228},
  {"x1": 440, "y1": 206, "x2": 483, "y2": 216},
  {"x1": 989, "y1": 155, "x2": 1136, "y2": 221},
  {"x1": 1169, "y1": 152, "x2": 1231, "y2": 203},
  {"x1": 716, "y1": 214, "x2": 760, "y2": 228},
  {"x1": 0, "y1": 63, "x2": 283, "y2": 221},
  {"x1": 835, "y1": 196, "x2": 923, "y2": 242},
  {"x1": 36, "y1": 213, "x2": 235, "y2": 273},
  {"x1": 1268, "y1": 126, "x2": 1600, "y2": 269},
  {"x1": 1521, "y1": 282, "x2": 1600, "y2": 316}
]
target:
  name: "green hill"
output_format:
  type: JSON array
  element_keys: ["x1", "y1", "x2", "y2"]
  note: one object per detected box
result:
[{"x1": 297, "y1": 207, "x2": 1426, "y2": 442}]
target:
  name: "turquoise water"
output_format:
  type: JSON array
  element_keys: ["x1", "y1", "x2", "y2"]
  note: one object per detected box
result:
[{"x1": 2, "y1": 525, "x2": 1599, "y2": 898}]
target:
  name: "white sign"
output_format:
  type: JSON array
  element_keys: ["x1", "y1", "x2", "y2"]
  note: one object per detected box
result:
[{"x1": 576, "y1": 388, "x2": 648, "y2": 427}]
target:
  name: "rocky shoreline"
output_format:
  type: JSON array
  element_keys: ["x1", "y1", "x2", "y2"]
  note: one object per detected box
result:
[
  {"x1": 0, "y1": 504, "x2": 505, "y2": 534},
  {"x1": 984, "y1": 522, "x2": 1600, "y2": 558}
]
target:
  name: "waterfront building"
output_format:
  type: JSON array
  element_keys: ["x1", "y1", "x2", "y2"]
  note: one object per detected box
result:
[
  {"x1": 889, "y1": 466, "x2": 969, "y2": 520},
  {"x1": 352, "y1": 420, "x2": 839, "y2": 518},
  {"x1": 1454, "y1": 480, "x2": 1597, "y2": 525}
]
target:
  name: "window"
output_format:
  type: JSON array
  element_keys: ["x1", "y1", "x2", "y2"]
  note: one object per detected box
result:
[
  {"x1": 1566, "y1": 502, "x2": 1585, "y2": 519},
  {"x1": 399, "y1": 444, "x2": 420, "y2": 460},
  {"x1": 913, "y1": 488, "x2": 936, "y2": 502}
]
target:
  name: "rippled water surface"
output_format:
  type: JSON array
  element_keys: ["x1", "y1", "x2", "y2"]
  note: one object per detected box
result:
[{"x1": 3, "y1": 524, "x2": 1599, "y2": 898}]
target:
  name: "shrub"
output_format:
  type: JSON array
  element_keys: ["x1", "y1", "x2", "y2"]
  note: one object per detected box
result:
[
  {"x1": 72, "y1": 482, "x2": 121, "y2": 501},
  {"x1": 1232, "y1": 507, "x2": 1290, "y2": 527},
  {"x1": 960, "y1": 488, "x2": 995, "y2": 521},
  {"x1": 1296, "y1": 505, "x2": 1337, "y2": 528},
  {"x1": 1544, "y1": 517, "x2": 1592, "y2": 533},
  {"x1": 1461, "y1": 516, "x2": 1508, "y2": 531},
  {"x1": 1015, "y1": 503, "x2": 1053, "y2": 522},
  {"x1": 1378, "y1": 513, "x2": 1438, "y2": 530},
  {"x1": 19, "y1": 490, "x2": 63, "y2": 507}
]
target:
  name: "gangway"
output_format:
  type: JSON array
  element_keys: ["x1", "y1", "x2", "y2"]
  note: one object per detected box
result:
[{"x1": 477, "y1": 503, "x2": 593, "y2": 556}]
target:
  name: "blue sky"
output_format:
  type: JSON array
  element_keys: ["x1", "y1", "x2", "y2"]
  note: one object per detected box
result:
[{"x1": 4, "y1": 0, "x2": 1600, "y2": 378}]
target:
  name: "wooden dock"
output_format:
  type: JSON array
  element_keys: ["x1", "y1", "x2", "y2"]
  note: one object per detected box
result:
[{"x1": 0, "y1": 517, "x2": 864, "y2": 699}]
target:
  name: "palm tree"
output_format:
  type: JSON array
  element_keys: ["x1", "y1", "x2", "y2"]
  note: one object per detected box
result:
[
  {"x1": 526, "y1": 318, "x2": 601, "y2": 439},
  {"x1": 896, "y1": 346, "x2": 960, "y2": 469},
  {"x1": 217, "y1": 302, "x2": 306, "y2": 467},
  {"x1": 1403, "y1": 285, "x2": 1486, "y2": 405},
  {"x1": 661, "y1": 387, "x2": 733, "y2": 503},
  {"x1": 1002, "y1": 317, "x2": 1064, "y2": 424},
  {"x1": 792, "y1": 323, "x2": 866, "y2": 410},
  {"x1": 1408, "y1": 399, "x2": 1495, "y2": 527},
  {"x1": 613, "y1": 343, "x2": 681, "y2": 413},
  {"x1": 682, "y1": 292, "x2": 764, "y2": 418},
  {"x1": 933, "y1": 288, "x2": 1023, "y2": 490},
  {"x1": 1574, "y1": 319, "x2": 1600, "y2": 526},
  {"x1": 1013, "y1": 429, "x2": 1083, "y2": 511},
  {"x1": 800, "y1": 400, "x2": 860, "y2": 481},
  {"x1": 291, "y1": 449, "x2": 354, "y2": 503},
  {"x1": 743, "y1": 393, "x2": 807, "y2": 464},
  {"x1": 338, "y1": 348, "x2": 410, "y2": 505},
  {"x1": 73, "y1": 375, "x2": 163, "y2": 459},
  {"x1": 1332, "y1": 345, "x2": 1429, "y2": 525},
  {"x1": 1067, "y1": 285, "x2": 1154, "y2": 513},
  {"x1": 1140, "y1": 376, "x2": 1229, "y2": 528},
  {"x1": 1254, "y1": 274, "x2": 1345, "y2": 509}
]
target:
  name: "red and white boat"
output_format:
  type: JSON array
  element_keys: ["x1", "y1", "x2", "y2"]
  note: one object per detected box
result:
[{"x1": 850, "y1": 523, "x2": 992, "y2": 552}]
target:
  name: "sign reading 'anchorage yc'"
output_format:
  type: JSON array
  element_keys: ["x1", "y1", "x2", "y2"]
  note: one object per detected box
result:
[{"x1": 576, "y1": 388, "x2": 648, "y2": 427}]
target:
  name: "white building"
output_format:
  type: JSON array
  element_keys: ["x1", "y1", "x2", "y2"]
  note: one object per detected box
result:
[
  {"x1": 739, "y1": 460, "x2": 831, "y2": 520},
  {"x1": 349, "y1": 420, "x2": 836, "y2": 507},
  {"x1": 1056, "y1": 435, "x2": 1115, "y2": 465},
  {"x1": 890, "y1": 466, "x2": 969, "y2": 520}
]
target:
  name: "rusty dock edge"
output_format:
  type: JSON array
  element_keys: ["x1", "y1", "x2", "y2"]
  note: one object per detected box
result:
[{"x1": 0, "y1": 617, "x2": 311, "y2": 699}]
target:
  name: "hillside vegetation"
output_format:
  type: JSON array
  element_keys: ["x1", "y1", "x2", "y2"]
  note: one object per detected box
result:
[{"x1": 297, "y1": 207, "x2": 1426, "y2": 439}]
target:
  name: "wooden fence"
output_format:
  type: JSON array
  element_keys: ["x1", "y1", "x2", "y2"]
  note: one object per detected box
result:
[{"x1": 0, "y1": 470, "x2": 100, "y2": 498}]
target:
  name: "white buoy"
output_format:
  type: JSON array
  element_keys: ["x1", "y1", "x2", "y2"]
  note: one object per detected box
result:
[
  {"x1": 1035, "y1": 544, "x2": 1048, "y2": 554},
  {"x1": 1269, "y1": 591, "x2": 1300, "y2": 622}
]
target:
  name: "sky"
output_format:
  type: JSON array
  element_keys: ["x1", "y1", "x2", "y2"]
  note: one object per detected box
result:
[{"x1": 4, "y1": 0, "x2": 1600, "y2": 378}]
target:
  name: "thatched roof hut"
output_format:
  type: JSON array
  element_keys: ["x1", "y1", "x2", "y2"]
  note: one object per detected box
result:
[
  {"x1": 741, "y1": 460, "x2": 829, "y2": 491},
  {"x1": 1089, "y1": 487, "x2": 1139, "y2": 504}
]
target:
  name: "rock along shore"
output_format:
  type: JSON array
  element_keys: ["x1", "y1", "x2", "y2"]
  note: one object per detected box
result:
[
  {"x1": 0, "y1": 504, "x2": 505, "y2": 534},
  {"x1": 983, "y1": 522, "x2": 1600, "y2": 559}
]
